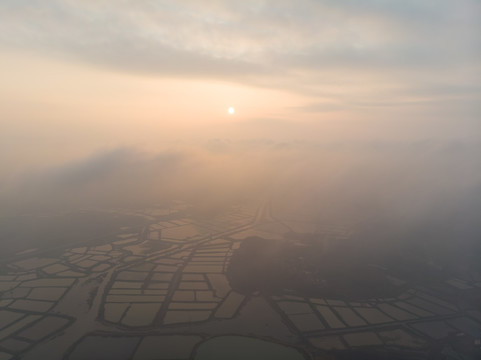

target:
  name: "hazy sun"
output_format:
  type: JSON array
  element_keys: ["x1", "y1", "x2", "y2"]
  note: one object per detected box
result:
[{"x1": 227, "y1": 107, "x2": 235, "y2": 115}]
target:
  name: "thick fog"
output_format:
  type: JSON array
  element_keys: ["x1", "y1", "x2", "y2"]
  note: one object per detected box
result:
[{"x1": 2, "y1": 139, "x2": 480, "y2": 248}]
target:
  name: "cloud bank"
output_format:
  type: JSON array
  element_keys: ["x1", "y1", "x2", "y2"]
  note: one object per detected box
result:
[{"x1": 1, "y1": 0, "x2": 480, "y2": 113}]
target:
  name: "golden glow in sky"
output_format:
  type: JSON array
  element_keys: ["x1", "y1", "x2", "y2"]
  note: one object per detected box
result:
[{"x1": 0, "y1": 0, "x2": 479, "y2": 174}]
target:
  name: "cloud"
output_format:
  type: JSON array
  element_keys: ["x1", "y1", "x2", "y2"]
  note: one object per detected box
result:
[
  {"x1": 0, "y1": 0, "x2": 479, "y2": 103},
  {"x1": 1, "y1": 145, "x2": 283, "y2": 214},
  {"x1": 2, "y1": 139, "x2": 480, "y2": 271},
  {"x1": 2, "y1": 139, "x2": 480, "y2": 217}
]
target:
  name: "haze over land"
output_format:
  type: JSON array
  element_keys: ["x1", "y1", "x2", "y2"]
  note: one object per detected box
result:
[
  {"x1": 0, "y1": 2, "x2": 480, "y2": 359},
  {"x1": 1, "y1": 0, "x2": 480, "y2": 278}
]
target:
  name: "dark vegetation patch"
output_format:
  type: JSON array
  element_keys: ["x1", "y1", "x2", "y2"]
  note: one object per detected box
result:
[{"x1": 227, "y1": 236, "x2": 404, "y2": 300}]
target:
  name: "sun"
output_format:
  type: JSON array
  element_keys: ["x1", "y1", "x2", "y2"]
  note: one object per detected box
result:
[{"x1": 227, "y1": 107, "x2": 235, "y2": 115}]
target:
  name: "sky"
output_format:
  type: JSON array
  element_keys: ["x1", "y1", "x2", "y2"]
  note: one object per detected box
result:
[{"x1": 0, "y1": 0, "x2": 480, "y2": 218}]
